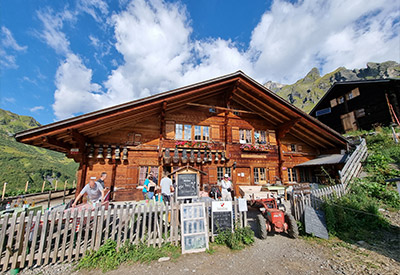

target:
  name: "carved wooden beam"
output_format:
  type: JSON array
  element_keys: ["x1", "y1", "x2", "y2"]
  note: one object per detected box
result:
[
  {"x1": 160, "y1": 101, "x2": 167, "y2": 139},
  {"x1": 186, "y1": 103, "x2": 256, "y2": 114},
  {"x1": 224, "y1": 81, "x2": 238, "y2": 108},
  {"x1": 277, "y1": 117, "x2": 302, "y2": 139},
  {"x1": 42, "y1": 136, "x2": 71, "y2": 151}
]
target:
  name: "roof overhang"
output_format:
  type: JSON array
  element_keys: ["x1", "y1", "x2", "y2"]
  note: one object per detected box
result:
[
  {"x1": 15, "y1": 71, "x2": 348, "y2": 155},
  {"x1": 295, "y1": 154, "x2": 348, "y2": 167}
]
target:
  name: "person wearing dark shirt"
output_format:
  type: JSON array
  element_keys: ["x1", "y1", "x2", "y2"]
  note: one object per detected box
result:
[{"x1": 96, "y1": 172, "x2": 107, "y2": 189}]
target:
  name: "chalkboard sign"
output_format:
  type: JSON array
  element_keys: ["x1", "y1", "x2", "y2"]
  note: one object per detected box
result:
[
  {"x1": 180, "y1": 203, "x2": 209, "y2": 254},
  {"x1": 176, "y1": 173, "x2": 199, "y2": 199},
  {"x1": 212, "y1": 212, "x2": 232, "y2": 233},
  {"x1": 304, "y1": 205, "x2": 329, "y2": 239},
  {"x1": 212, "y1": 201, "x2": 233, "y2": 234}
]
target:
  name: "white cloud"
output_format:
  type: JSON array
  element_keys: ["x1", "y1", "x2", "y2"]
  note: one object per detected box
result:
[
  {"x1": 1, "y1": 26, "x2": 27, "y2": 68},
  {"x1": 77, "y1": 0, "x2": 109, "y2": 23},
  {"x1": 50, "y1": 0, "x2": 399, "y2": 119},
  {"x1": 29, "y1": 106, "x2": 44, "y2": 112},
  {"x1": 1, "y1": 26, "x2": 27, "y2": 51},
  {"x1": 36, "y1": 8, "x2": 73, "y2": 55},
  {"x1": 53, "y1": 53, "x2": 104, "y2": 119},
  {"x1": 103, "y1": 0, "x2": 251, "y2": 104},
  {"x1": 1, "y1": 97, "x2": 16, "y2": 104},
  {"x1": 250, "y1": 0, "x2": 400, "y2": 83}
]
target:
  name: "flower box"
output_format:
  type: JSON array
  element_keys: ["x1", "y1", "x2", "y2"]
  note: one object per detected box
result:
[{"x1": 240, "y1": 144, "x2": 277, "y2": 152}]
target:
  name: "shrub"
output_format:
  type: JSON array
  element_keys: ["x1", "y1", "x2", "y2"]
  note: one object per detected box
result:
[
  {"x1": 214, "y1": 226, "x2": 254, "y2": 250},
  {"x1": 323, "y1": 182, "x2": 391, "y2": 242},
  {"x1": 77, "y1": 239, "x2": 180, "y2": 272}
]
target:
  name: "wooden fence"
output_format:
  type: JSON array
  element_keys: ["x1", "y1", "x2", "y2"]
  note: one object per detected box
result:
[
  {"x1": 290, "y1": 183, "x2": 347, "y2": 221},
  {"x1": 0, "y1": 200, "x2": 247, "y2": 272},
  {"x1": 339, "y1": 138, "x2": 368, "y2": 186}
]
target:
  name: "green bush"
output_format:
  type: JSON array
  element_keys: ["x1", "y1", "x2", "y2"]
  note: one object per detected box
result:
[
  {"x1": 214, "y1": 226, "x2": 254, "y2": 250},
  {"x1": 77, "y1": 239, "x2": 180, "y2": 272},
  {"x1": 323, "y1": 182, "x2": 391, "y2": 242}
]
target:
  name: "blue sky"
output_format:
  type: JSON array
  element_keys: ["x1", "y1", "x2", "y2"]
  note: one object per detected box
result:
[{"x1": 1, "y1": 0, "x2": 399, "y2": 125}]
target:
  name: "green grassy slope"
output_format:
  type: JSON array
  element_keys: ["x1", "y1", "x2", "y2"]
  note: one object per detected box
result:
[
  {"x1": 0, "y1": 109, "x2": 78, "y2": 196},
  {"x1": 272, "y1": 61, "x2": 400, "y2": 113}
]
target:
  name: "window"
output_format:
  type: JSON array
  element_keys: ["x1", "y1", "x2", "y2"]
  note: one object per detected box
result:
[
  {"x1": 175, "y1": 124, "x2": 183, "y2": 140},
  {"x1": 346, "y1": 88, "x2": 360, "y2": 100},
  {"x1": 139, "y1": 166, "x2": 159, "y2": 185},
  {"x1": 299, "y1": 168, "x2": 310, "y2": 182},
  {"x1": 217, "y1": 167, "x2": 231, "y2": 182},
  {"x1": 239, "y1": 129, "x2": 252, "y2": 144},
  {"x1": 338, "y1": 96, "x2": 345, "y2": 104},
  {"x1": 176, "y1": 124, "x2": 209, "y2": 141},
  {"x1": 255, "y1": 130, "x2": 267, "y2": 144},
  {"x1": 347, "y1": 92, "x2": 354, "y2": 100},
  {"x1": 254, "y1": 168, "x2": 266, "y2": 184},
  {"x1": 287, "y1": 168, "x2": 297, "y2": 183},
  {"x1": 290, "y1": 144, "x2": 297, "y2": 152},
  {"x1": 315, "y1": 107, "x2": 331, "y2": 116},
  {"x1": 194, "y1": 125, "x2": 210, "y2": 141},
  {"x1": 184, "y1": 125, "x2": 192, "y2": 140}
]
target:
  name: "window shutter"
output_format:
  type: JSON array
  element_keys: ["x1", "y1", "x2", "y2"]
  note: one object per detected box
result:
[
  {"x1": 297, "y1": 145, "x2": 302, "y2": 152},
  {"x1": 165, "y1": 121, "x2": 175, "y2": 139},
  {"x1": 267, "y1": 167, "x2": 276, "y2": 183},
  {"x1": 232, "y1": 126, "x2": 240, "y2": 143},
  {"x1": 211, "y1": 125, "x2": 221, "y2": 141},
  {"x1": 268, "y1": 130, "x2": 277, "y2": 145},
  {"x1": 330, "y1": 98, "x2": 337, "y2": 107},
  {"x1": 352, "y1": 87, "x2": 360, "y2": 97},
  {"x1": 208, "y1": 167, "x2": 217, "y2": 184}
]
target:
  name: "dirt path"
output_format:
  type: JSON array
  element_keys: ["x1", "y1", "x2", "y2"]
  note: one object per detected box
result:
[{"x1": 19, "y1": 209, "x2": 400, "y2": 275}]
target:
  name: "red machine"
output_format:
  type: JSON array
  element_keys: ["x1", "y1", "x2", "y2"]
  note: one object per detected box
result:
[{"x1": 252, "y1": 198, "x2": 298, "y2": 239}]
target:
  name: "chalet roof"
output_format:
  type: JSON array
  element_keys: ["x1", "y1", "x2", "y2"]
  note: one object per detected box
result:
[
  {"x1": 295, "y1": 154, "x2": 348, "y2": 167},
  {"x1": 310, "y1": 78, "x2": 400, "y2": 115},
  {"x1": 15, "y1": 71, "x2": 348, "y2": 153}
]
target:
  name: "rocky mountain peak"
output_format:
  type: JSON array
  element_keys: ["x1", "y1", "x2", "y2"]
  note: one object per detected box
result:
[
  {"x1": 266, "y1": 61, "x2": 400, "y2": 113},
  {"x1": 304, "y1": 67, "x2": 320, "y2": 83}
]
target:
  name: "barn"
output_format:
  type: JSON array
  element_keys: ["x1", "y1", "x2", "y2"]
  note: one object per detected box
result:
[
  {"x1": 15, "y1": 71, "x2": 348, "y2": 201},
  {"x1": 310, "y1": 79, "x2": 400, "y2": 133}
]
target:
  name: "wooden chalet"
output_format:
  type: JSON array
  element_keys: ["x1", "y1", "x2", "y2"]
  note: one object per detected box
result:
[
  {"x1": 15, "y1": 71, "x2": 348, "y2": 201},
  {"x1": 310, "y1": 79, "x2": 400, "y2": 133}
]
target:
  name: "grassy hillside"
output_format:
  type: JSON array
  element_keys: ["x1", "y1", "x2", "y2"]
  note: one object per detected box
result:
[
  {"x1": 0, "y1": 109, "x2": 78, "y2": 196},
  {"x1": 268, "y1": 61, "x2": 400, "y2": 113}
]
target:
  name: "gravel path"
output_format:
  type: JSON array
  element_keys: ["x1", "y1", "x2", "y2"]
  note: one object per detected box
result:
[
  {"x1": 18, "y1": 234, "x2": 400, "y2": 275},
  {"x1": 17, "y1": 208, "x2": 400, "y2": 275}
]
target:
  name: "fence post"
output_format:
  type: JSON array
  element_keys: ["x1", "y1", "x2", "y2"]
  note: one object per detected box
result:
[
  {"x1": 41, "y1": 181, "x2": 46, "y2": 193},
  {"x1": 2, "y1": 182, "x2": 7, "y2": 200}
]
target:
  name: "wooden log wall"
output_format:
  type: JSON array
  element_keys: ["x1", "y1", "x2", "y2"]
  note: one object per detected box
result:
[{"x1": 76, "y1": 103, "x2": 336, "y2": 200}]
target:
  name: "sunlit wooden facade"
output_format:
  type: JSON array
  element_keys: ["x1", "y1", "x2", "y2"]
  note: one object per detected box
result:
[{"x1": 15, "y1": 71, "x2": 348, "y2": 201}]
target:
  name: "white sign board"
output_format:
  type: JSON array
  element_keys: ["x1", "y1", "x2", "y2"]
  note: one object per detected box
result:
[
  {"x1": 180, "y1": 203, "x2": 209, "y2": 254},
  {"x1": 212, "y1": 201, "x2": 232, "y2": 212},
  {"x1": 238, "y1": 198, "x2": 248, "y2": 212}
]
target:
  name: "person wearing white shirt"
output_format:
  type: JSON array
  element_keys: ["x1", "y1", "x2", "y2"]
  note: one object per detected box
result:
[{"x1": 220, "y1": 174, "x2": 232, "y2": 201}]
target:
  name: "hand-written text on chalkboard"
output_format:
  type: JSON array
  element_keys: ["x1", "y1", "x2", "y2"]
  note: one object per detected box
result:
[
  {"x1": 213, "y1": 211, "x2": 232, "y2": 233},
  {"x1": 177, "y1": 173, "x2": 198, "y2": 198}
]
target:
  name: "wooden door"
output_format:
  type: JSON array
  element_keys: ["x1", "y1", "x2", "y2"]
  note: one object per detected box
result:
[
  {"x1": 341, "y1": 111, "x2": 357, "y2": 132},
  {"x1": 114, "y1": 165, "x2": 140, "y2": 201},
  {"x1": 233, "y1": 167, "x2": 251, "y2": 197}
]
